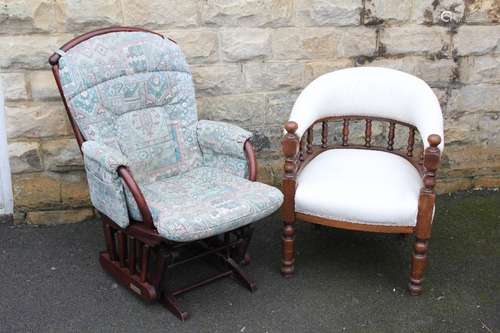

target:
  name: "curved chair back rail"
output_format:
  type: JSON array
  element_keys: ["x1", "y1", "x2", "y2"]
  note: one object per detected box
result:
[
  {"x1": 294, "y1": 115, "x2": 423, "y2": 176},
  {"x1": 288, "y1": 67, "x2": 444, "y2": 150}
]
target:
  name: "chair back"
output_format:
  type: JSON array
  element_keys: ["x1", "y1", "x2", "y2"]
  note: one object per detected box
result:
[
  {"x1": 53, "y1": 29, "x2": 202, "y2": 182},
  {"x1": 289, "y1": 67, "x2": 444, "y2": 149}
]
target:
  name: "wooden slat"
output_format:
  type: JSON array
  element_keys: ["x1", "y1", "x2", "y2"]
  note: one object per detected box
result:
[
  {"x1": 342, "y1": 118, "x2": 349, "y2": 146},
  {"x1": 117, "y1": 231, "x2": 126, "y2": 268},
  {"x1": 299, "y1": 138, "x2": 305, "y2": 162},
  {"x1": 140, "y1": 244, "x2": 150, "y2": 283},
  {"x1": 103, "y1": 223, "x2": 117, "y2": 261},
  {"x1": 407, "y1": 127, "x2": 415, "y2": 157},
  {"x1": 321, "y1": 121, "x2": 328, "y2": 148},
  {"x1": 364, "y1": 119, "x2": 372, "y2": 148},
  {"x1": 128, "y1": 236, "x2": 136, "y2": 275},
  {"x1": 306, "y1": 128, "x2": 313, "y2": 154},
  {"x1": 388, "y1": 121, "x2": 395, "y2": 150}
]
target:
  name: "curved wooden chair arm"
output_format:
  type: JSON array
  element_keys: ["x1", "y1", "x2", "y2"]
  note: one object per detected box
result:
[
  {"x1": 244, "y1": 140, "x2": 257, "y2": 182},
  {"x1": 117, "y1": 166, "x2": 155, "y2": 229}
]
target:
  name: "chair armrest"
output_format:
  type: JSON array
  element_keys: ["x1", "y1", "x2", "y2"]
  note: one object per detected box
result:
[
  {"x1": 421, "y1": 134, "x2": 442, "y2": 193},
  {"x1": 197, "y1": 120, "x2": 252, "y2": 159},
  {"x1": 81, "y1": 141, "x2": 130, "y2": 228},
  {"x1": 82, "y1": 141, "x2": 128, "y2": 174},
  {"x1": 197, "y1": 120, "x2": 253, "y2": 178}
]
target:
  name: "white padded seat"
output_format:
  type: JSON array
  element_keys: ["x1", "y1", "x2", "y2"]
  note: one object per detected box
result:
[{"x1": 295, "y1": 149, "x2": 423, "y2": 227}]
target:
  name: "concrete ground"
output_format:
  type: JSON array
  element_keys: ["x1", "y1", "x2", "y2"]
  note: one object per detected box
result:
[{"x1": 0, "y1": 191, "x2": 499, "y2": 332}]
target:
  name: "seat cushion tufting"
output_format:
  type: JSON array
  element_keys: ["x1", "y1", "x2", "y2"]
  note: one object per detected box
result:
[
  {"x1": 135, "y1": 167, "x2": 283, "y2": 242},
  {"x1": 295, "y1": 149, "x2": 422, "y2": 227}
]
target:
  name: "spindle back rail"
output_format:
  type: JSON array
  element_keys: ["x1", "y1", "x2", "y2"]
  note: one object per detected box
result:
[{"x1": 296, "y1": 115, "x2": 422, "y2": 176}]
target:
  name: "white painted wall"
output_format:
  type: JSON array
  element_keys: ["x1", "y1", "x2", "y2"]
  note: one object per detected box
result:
[{"x1": 0, "y1": 81, "x2": 13, "y2": 216}]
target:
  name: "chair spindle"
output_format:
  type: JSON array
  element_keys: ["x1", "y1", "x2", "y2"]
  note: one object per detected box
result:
[
  {"x1": 117, "y1": 231, "x2": 126, "y2": 268},
  {"x1": 321, "y1": 122, "x2": 328, "y2": 148},
  {"x1": 140, "y1": 244, "x2": 150, "y2": 282},
  {"x1": 364, "y1": 119, "x2": 372, "y2": 148},
  {"x1": 407, "y1": 128, "x2": 415, "y2": 157},
  {"x1": 103, "y1": 223, "x2": 117, "y2": 261},
  {"x1": 128, "y1": 236, "x2": 136, "y2": 274},
  {"x1": 388, "y1": 122, "x2": 395, "y2": 151},
  {"x1": 299, "y1": 138, "x2": 305, "y2": 162},
  {"x1": 342, "y1": 118, "x2": 349, "y2": 146},
  {"x1": 306, "y1": 128, "x2": 313, "y2": 154}
]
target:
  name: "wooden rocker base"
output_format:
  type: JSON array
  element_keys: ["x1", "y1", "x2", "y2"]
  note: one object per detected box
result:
[{"x1": 100, "y1": 218, "x2": 256, "y2": 321}]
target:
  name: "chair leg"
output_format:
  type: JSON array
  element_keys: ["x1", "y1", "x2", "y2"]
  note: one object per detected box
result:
[
  {"x1": 409, "y1": 237, "x2": 429, "y2": 295},
  {"x1": 225, "y1": 257, "x2": 257, "y2": 292},
  {"x1": 160, "y1": 293, "x2": 189, "y2": 322},
  {"x1": 232, "y1": 225, "x2": 254, "y2": 265},
  {"x1": 281, "y1": 219, "x2": 295, "y2": 277}
]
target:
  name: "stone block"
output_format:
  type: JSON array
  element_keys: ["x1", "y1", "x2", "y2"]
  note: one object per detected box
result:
[
  {"x1": 244, "y1": 62, "x2": 304, "y2": 92},
  {"x1": 221, "y1": 29, "x2": 272, "y2": 62},
  {"x1": 454, "y1": 25, "x2": 500, "y2": 56},
  {"x1": 201, "y1": 0, "x2": 293, "y2": 27},
  {"x1": 304, "y1": 58, "x2": 354, "y2": 83},
  {"x1": 411, "y1": 0, "x2": 465, "y2": 25},
  {"x1": 265, "y1": 92, "x2": 300, "y2": 126},
  {"x1": 8, "y1": 141, "x2": 43, "y2": 174},
  {"x1": 448, "y1": 85, "x2": 500, "y2": 112},
  {"x1": 0, "y1": 73, "x2": 28, "y2": 100},
  {"x1": 12, "y1": 173, "x2": 61, "y2": 209},
  {"x1": 459, "y1": 55, "x2": 500, "y2": 84},
  {"x1": 5, "y1": 102, "x2": 71, "y2": 139},
  {"x1": 364, "y1": 56, "x2": 455, "y2": 85},
  {"x1": 60, "y1": 172, "x2": 90, "y2": 207},
  {"x1": 167, "y1": 30, "x2": 219, "y2": 64},
  {"x1": 30, "y1": 71, "x2": 60, "y2": 100},
  {"x1": 197, "y1": 94, "x2": 266, "y2": 126},
  {"x1": 42, "y1": 138, "x2": 83, "y2": 172},
  {"x1": 56, "y1": 0, "x2": 122, "y2": 32},
  {"x1": 464, "y1": 0, "x2": 500, "y2": 23},
  {"x1": 0, "y1": 0, "x2": 61, "y2": 34},
  {"x1": 123, "y1": 0, "x2": 198, "y2": 28},
  {"x1": 26, "y1": 208, "x2": 94, "y2": 225},
  {"x1": 191, "y1": 64, "x2": 244, "y2": 96},
  {"x1": 272, "y1": 27, "x2": 376, "y2": 60},
  {"x1": 0, "y1": 35, "x2": 70, "y2": 69},
  {"x1": 363, "y1": 0, "x2": 412, "y2": 23},
  {"x1": 380, "y1": 26, "x2": 450, "y2": 56},
  {"x1": 295, "y1": 0, "x2": 362, "y2": 26}
]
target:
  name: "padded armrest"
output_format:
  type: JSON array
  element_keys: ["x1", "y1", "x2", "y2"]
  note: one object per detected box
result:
[
  {"x1": 82, "y1": 140, "x2": 128, "y2": 174},
  {"x1": 196, "y1": 120, "x2": 252, "y2": 178},
  {"x1": 197, "y1": 120, "x2": 252, "y2": 159},
  {"x1": 81, "y1": 140, "x2": 130, "y2": 228}
]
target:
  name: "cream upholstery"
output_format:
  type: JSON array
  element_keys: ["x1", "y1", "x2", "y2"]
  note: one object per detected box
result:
[
  {"x1": 295, "y1": 149, "x2": 422, "y2": 226},
  {"x1": 289, "y1": 67, "x2": 444, "y2": 150}
]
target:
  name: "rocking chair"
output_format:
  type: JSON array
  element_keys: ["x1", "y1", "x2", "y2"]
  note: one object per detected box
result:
[
  {"x1": 49, "y1": 27, "x2": 283, "y2": 320},
  {"x1": 281, "y1": 67, "x2": 444, "y2": 295}
]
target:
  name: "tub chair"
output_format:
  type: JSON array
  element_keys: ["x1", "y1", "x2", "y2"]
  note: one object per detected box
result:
[
  {"x1": 281, "y1": 67, "x2": 443, "y2": 295},
  {"x1": 49, "y1": 27, "x2": 283, "y2": 320}
]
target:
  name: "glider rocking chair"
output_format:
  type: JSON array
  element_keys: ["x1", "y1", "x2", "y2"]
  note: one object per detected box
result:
[
  {"x1": 49, "y1": 27, "x2": 283, "y2": 320},
  {"x1": 281, "y1": 67, "x2": 444, "y2": 295}
]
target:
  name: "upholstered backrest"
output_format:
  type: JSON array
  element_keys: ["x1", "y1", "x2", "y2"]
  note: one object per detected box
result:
[
  {"x1": 289, "y1": 67, "x2": 444, "y2": 149},
  {"x1": 58, "y1": 31, "x2": 202, "y2": 182}
]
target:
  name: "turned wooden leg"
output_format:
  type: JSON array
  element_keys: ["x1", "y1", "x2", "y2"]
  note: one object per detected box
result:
[
  {"x1": 409, "y1": 237, "x2": 429, "y2": 295},
  {"x1": 281, "y1": 219, "x2": 295, "y2": 277}
]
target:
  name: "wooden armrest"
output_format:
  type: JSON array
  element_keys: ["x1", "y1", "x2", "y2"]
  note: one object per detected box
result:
[
  {"x1": 244, "y1": 140, "x2": 257, "y2": 182},
  {"x1": 117, "y1": 166, "x2": 155, "y2": 230},
  {"x1": 421, "y1": 134, "x2": 442, "y2": 193}
]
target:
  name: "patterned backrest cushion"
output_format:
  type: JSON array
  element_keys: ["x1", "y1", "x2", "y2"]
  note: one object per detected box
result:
[{"x1": 58, "y1": 31, "x2": 202, "y2": 183}]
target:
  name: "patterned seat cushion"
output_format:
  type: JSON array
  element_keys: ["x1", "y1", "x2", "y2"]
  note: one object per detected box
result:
[{"x1": 135, "y1": 167, "x2": 283, "y2": 242}]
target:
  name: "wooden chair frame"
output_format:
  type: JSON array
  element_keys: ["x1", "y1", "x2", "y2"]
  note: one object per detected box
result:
[
  {"x1": 281, "y1": 116, "x2": 441, "y2": 295},
  {"x1": 49, "y1": 27, "x2": 258, "y2": 321}
]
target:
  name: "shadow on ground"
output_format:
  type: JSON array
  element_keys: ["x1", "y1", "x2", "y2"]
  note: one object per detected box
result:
[{"x1": 1, "y1": 191, "x2": 499, "y2": 332}]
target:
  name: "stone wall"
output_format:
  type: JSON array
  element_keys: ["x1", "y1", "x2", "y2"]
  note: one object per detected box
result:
[{"x1": 1, "y1": 0, "x2": 499, "y2": 225}]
